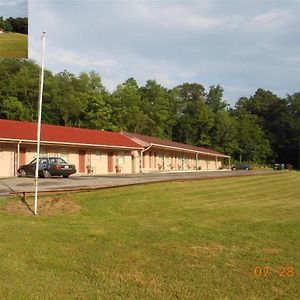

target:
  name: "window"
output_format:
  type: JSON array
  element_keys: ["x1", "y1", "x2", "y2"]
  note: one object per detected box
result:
[
  {"x1": 40, "y1": 147, "x2": 47, "y2": 155},
  {"x1": 117, "y1": 151, "x2": 124, "y2": 165},
  {"x1": 95, "y1": 150, "x2": 101, "y2": 160},
  {"x1": 56, "y1": 158, "x2": 67, "y2": 164},
  {"x1": 40, "y1": 158, "x2": 47, "y2": 165},
  {"x1": 29, "y1": 158, "x2": 37, "y2": 165},
  {"x1": 165, "y1": 156, "x2": 170, "y2": 165},
  {"x1": 61, "y1": 148, "x2": 68, "y2": 162},
  {"x1": 50, "y1": 158, "x2": 56, "y2": 163},
  {"x1": 149, "y1": 152, "x2": 153, "y2": 168},
  {"x1": 30, "y1": 158, "x2": 47, "y2": 165}
]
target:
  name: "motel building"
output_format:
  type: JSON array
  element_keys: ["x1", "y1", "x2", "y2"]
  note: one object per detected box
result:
[
  {"x1": 124, "y1": 132, "x2": 230, "y2": 172},
  {"x1": 0, "y1": 119, "x2": 230, "y2": 177}
]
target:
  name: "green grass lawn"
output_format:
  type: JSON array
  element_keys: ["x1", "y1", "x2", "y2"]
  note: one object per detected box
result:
[
  {"x1": 0, "y1": 33, "x2": 28, "y2": 58},
  {"x1": 0, "y1": 172, "x2": 299, "y2": 299}
]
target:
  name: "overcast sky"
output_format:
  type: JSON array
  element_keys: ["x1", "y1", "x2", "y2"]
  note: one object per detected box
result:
[
  {"x1": 29, "y1": 0, "x2": 300, "y2": 105},
  {"x1": 0, "y1": 0, "x2": 27, "y2": 17}
]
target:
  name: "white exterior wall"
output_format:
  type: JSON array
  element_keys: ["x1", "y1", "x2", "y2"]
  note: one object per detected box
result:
[
  {"x1": 0, "y1": 139, "x2": 227, "y2": 177},
  {"x1": 91, "y1": 150, "x2": 108, "y2": 174},
  {"x1": 216, "y1": 158, "x2": 222, "y2": 169},
  {"x1": 207, "y1": 158, "x2": 216, "y2": 170},
  {"x1": 131, "y1": 150, "x2": 140, "y2": 173},
  {"x1": 198, "y1": 156, "x2": 208, "y2": 170},
  {"x1": 26, "y1": 146, "x2": 37, "y2": 164},
  {"x1": 142, "y1": 149, "x2": 210, "y2": 172},
  {"x1": 0, "y1": 141, "x2": 137, "y2": 176},
  {"x1": 0, "y1": 144, "x2": 15, "y2": 177},
  {"x1": 68, "y1": 149, "x2": 79, "y2": 171},
  {"x1": 123, "y1": 152, "x2": 132, "y2": 173},
  {"x1": 114, "y1": 151, "x2": 132, "y2": 174}
]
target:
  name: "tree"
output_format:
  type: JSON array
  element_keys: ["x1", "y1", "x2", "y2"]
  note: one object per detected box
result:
[
  {"x1": 0, "y1": 96, "x2": 30, "y2": 120},
  {"x1": 0, "y1": 58, "x2": 299, "y2": 167},
  {"x1": 79, "y1": 72, "x2": 113, "y2": 130},
  {"x1": 206, "y1": 85, "x2": 228, "y2": 112},
  {"x1": 236, "y1": 89, "x2": 289, "y2": 163},
  {"x1": 234, "y1": 112, "x2": 272, "y2": 163},
  {"x1": 109, "y1": 78, "x2": 143, "y2": 132},
  {"x1": 5, "y1": 17, "x2": 28, "y2": 34},
  {"x1": 286, "y1": 93, "x2": 300, "y2": 168},
  {"x1": 172, "y1": 83, "x2": 214, "y2": 146},
  {"x1": 210, "y1": 110, "x2": 239, "y2": 155},
  {"x1": 139, "y1": 80, "x2": 175, "y2": 139}
]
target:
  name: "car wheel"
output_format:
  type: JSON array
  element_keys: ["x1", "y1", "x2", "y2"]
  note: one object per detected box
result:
[
  {"x1": 246, "y1": 167, "x2": 249, "y2": 171},
  {"x1": 232, "y1": 167, "x2": 236, "y2": 171},
  {"x1": 18, "y1": 170, "x2": 27, "y2": 177},
  {"x1": 63, "y1": 175, "x2": 69, "y2": 178},
  {"x1": 43, "y1": 170, "x2": 51, "y2": 178}
]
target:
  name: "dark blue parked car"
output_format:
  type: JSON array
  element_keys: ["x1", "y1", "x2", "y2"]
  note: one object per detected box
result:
[
  {"x1": 17, "y1": 157, "x2": 76, "y2": 178},
  {"x1": 231, "y1": 163, "x2": 252, "y2": 171}
]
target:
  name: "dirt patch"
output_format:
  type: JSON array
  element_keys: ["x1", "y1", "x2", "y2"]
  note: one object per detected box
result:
[
  {"x1": 263, "y1": 248, "x2": 281, "y2": 255},
  {"x1": 3, "y1": 196, "x2": 81, "y2": 216},
  {"x1": 190, "y1": 243, "x2": 226, "y2": 256}
]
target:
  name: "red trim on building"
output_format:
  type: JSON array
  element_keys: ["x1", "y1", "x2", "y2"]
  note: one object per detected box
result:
[
  {"x1": 123, "y1": 132, "x2": 229, "y2": 157},
  {"x1": 0, "y1": 119, "x2": 142, "y2": 149}
]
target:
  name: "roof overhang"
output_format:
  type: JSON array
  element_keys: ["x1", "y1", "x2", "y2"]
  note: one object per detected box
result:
[
  {"x1": 148, "y1": 143, "x2": 230, "y2": 158},
  {"x1": 0, "y1": 138, "x2": 143, "y2": 150}
]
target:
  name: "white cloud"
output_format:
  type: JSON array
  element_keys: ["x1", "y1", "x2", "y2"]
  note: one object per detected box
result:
[
  {"x1": 0, "y1": 0, "x2": 20, "y2": 7},
  {"x1": 28, "y1": 1, "x2": 300, "y2": 104},
  {"x1": 251, "y1": 9, "x2": 294, "y2": 29},
  {"x1": 49, "y1": 49, "x2": 117, "y2": 70},
  {"x1": 0, "y1": 0, "x2": 27, "y2": 17},
  {"x1": 131, "y1": 2, "x2": 226, "y2": 30}
]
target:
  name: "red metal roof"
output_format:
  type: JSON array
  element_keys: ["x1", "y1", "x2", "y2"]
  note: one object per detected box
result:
[
  {"x1": 123, "y1": 132, "x2": 230, "y2": 157},
  {"x1": 0, "y1": 119, "x2": 142, "y2": 149}
]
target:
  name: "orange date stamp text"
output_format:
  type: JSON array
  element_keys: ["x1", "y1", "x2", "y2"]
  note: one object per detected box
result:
[{"x1": 253, "y1": 266, "x2": 295, "y2": 277}]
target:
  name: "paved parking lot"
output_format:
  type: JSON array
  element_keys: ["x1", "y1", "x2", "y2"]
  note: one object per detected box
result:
[{"x1": 0, "y1": 169, "x2": 275, "y2": 196}]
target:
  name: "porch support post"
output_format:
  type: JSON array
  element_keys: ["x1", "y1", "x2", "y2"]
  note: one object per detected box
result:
[{"x1": 17, "y1": 141, "x2": 21, "y2": 175}]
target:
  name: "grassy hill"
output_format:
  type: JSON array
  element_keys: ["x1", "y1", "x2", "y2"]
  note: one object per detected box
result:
[
  {"x1": 0, "y1": 172, "x2": 299, "y2": 298},
  {"x1": 0, "y1": 32, "x2": 28, "y2": 58}
]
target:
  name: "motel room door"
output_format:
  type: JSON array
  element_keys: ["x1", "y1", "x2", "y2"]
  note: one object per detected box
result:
[
  {"x1": 78, "y1": 150, "x2": 86, "y2": 173},
  {"x1": 19, "y1": 147, "x2": 26, "y2": 166},
  {"x1": 108, "y1": 152, "x2": 114, "y2": 172}
]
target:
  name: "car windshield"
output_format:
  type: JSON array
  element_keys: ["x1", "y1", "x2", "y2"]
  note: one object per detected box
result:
[
  {"x1": 29, "y1": 158, "x2": 48, "y2": 165},
  {"x1": 49, "y1": 158, "x2": 67, "y2": 164},
  {"x1": 30, "y1": 157, "x2": 67, "y2": 164},
  {"x1": 56, "y1": 158, "x2": 67, "y2": 164}
]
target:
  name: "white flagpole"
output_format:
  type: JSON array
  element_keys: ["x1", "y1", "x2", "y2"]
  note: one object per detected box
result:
[{"x1": 34, "y1": 30, "x2": 46, "y2": 216}]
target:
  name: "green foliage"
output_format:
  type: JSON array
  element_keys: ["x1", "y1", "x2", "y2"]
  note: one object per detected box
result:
[
  {"x1": 0, "y1": 17, "x2": 28, "y2": 34},
  {"x1": 0, "y1": 96, "x2": 30, "y2": 120},
  {"x1": 139, "y1": 80, "x2": 175, "y2": 139},
  {"x1": 235, "y1": 89, "x2": 295, "y2": 165},
  {"x1": 109, "y1": 78, "x2": 143, "y2": 132},
  {"x1": 206, "y1": 84, "x2": 228, "y2": 112},
  {"x1": 0, "y1": 58, "x2": 299, "y2": 167},
  {"x1": 172, "y1": 83, "x2": 214, "y2": 146},
  {"x1": 234, "y1": 112, "x2": 272, "y2": 163},
  {"x1": 210, "y1": 110, "x2": 239, "y2": 155}
]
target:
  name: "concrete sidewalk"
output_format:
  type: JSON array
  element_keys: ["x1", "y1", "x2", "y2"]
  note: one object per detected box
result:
[{"x1": 0, "y1": 169, "x2": 274, "y2": 196}]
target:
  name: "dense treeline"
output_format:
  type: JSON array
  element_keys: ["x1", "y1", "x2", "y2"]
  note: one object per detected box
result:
[
  {"x1": 0, "y1": 58, "x2": 299, "y2": 167},
  {"x1": 0, "y1": 17, "x2": 28, "y2": 34}
]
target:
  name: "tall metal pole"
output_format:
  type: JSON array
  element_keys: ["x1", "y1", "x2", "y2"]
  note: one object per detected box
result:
[
  {"x1": 298, "y1": 140, "x2": 300, "y2": 170},
  {"x1": 34, "y1": 31, "x2": 46, "y2": 216}
]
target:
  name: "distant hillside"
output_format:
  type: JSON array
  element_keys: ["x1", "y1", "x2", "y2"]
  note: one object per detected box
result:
[
  {"x1": 0, "y1": 32, "x2": 27, "y2": 58},
  {"x1": 0, "y1": 17, "x2": 28, "y2": 34}
]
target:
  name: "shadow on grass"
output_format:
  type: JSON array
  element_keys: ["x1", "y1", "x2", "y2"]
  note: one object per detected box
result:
[{"x1": 19, "y1": 193, "x2": 35, "y2": 216}]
